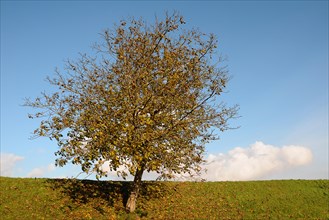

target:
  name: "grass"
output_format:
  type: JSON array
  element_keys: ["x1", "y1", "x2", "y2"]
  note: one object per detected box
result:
[{"x1": 0, "y1": 177, "x2": 328, "y2": 219}]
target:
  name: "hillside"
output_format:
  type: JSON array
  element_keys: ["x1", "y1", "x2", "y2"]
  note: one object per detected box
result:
[{"x1": 0, "y1": 177, "x2": 328, "y2": 219}]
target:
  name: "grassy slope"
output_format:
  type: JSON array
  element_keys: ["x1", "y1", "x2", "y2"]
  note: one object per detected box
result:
[{"x1": 0, "y1": 177, "x2": 328, "y2": 219}]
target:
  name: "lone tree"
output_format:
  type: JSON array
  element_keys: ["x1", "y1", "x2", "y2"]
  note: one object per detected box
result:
[{"x1": 25, "y1": 12, "x2": 238, "y2": 212}]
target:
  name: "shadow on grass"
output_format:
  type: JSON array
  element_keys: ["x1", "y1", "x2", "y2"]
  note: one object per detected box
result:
[
  {"x1": 47, "y1": 179, "x2": 130, "y2": 207},
  {"x1": 46, "y1": 178, "x2": 169, "y2": 215}
]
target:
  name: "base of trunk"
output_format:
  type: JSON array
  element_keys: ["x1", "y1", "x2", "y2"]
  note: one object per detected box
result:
[
  {"x1": 126, "y1": 192, "x2": 137, "y2": 213},
  {"x1": 125, "y1": 164, "x2": 145, "y2": 213}
]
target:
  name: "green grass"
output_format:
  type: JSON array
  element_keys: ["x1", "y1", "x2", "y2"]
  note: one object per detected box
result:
[{"x1": 0, "y1": 177, "x2": 328, "y2": 219}]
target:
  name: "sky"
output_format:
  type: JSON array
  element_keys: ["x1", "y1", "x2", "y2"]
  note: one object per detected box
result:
[{"x1": 1, "y1": 1, "x2": 328, "y2": 181}]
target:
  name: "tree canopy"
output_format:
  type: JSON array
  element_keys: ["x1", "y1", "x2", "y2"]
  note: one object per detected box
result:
[{"x1": 25, "y1": 12, "x2": 238, "y2": 212}]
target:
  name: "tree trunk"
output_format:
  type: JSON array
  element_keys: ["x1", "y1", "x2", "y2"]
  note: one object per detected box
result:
[{"x1": 126, "y1": 166, "x2": 144, "y2": 213}]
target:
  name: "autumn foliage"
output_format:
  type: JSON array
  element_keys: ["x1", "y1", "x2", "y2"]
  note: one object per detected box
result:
[{"x1": 25, "y1": 12, "x2": 238, "y2": 212}]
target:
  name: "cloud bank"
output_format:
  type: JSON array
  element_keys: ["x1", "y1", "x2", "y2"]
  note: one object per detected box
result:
[
  {"x1": 95, "y1": 141, "x2": 313, "y2": 181},
  {"x1": 202, "y1": 141, "x2": 313, "y2": 181},
  {"x1": 0, "y1": 153, "x2": 24, "y2": 177}
]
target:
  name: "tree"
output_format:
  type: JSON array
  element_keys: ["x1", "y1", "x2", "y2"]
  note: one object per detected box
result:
[{"x1": 25, "y1": 12, "x2": 238, "y2": 212}]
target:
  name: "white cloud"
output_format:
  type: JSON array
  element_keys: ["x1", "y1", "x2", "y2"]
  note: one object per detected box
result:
[
  {"x1": 202, "y1": 141, "x2": 313, "y2": 181},
  {"x1": 27, "y1": 163, "x2": 56, "y2": 178},
  {"x1": 0, "y1": 153, "x2": 24, "y2": 177},
  {"x1": 95, "y1": 141, "x2": 313, "y2": 181},
  {"x1": 100, "y1": 161, "x2": 131, "y2": 180},
  {"x1": 100, "y1": 161, "x2": 159, "y2": 180}
]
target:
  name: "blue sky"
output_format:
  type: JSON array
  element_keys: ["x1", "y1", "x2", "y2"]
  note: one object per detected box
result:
[{"x1": 1, "y1": 1, "x2": 328, "y2": 180}]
